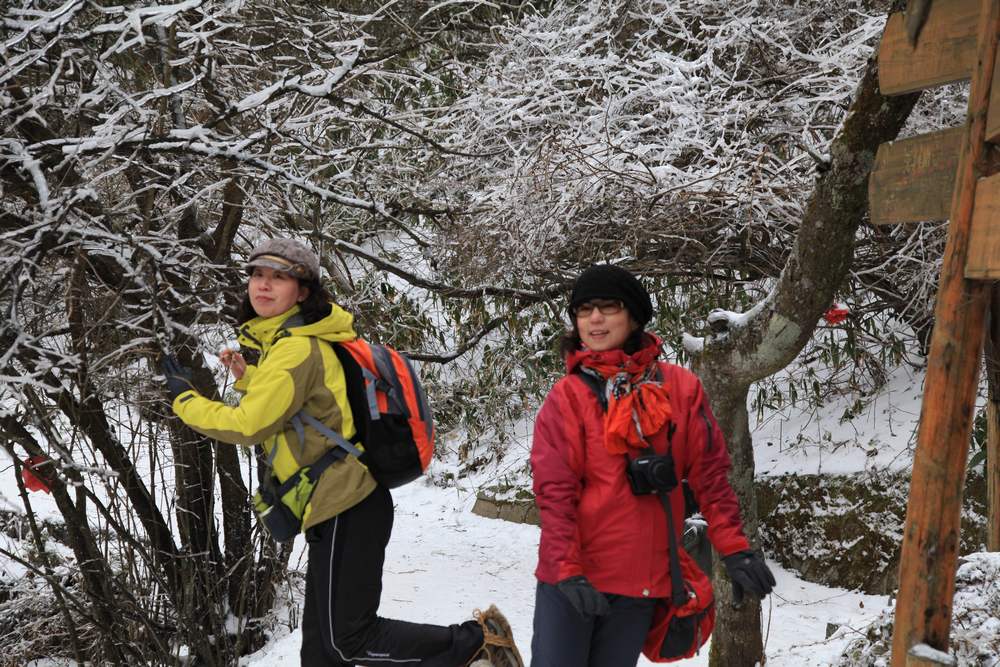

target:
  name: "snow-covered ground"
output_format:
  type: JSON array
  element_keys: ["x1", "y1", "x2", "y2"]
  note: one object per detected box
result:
[
  {"x1": 11, "y1": 358, "x2": 986, "y2": 667},
  {"x1": 237, "y1": 481, "x2": 890, "y2": 666},
  {"x1": 753, "y1": 357, "x2": 926, "y2": 478}
]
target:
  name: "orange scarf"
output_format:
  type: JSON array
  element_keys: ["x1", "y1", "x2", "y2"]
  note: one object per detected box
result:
[{"x1": 574, "y1": 336, "x2": 673, "y2": 455}]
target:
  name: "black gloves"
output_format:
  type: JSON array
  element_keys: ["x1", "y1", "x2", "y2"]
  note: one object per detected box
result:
[
  {"x1": 722, "y1": 550, "x2": 776, "y2": 607},
  {"x1": 556, "y1": 576, "x2": 610, "y2": 617},
  {"x1": 160, "y1": 354, "x2": 195, "y2": 401}
]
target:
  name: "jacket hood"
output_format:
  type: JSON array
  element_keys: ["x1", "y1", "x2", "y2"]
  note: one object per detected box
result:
[{"x1": 238, "y1": 303, "x2": 356, "y2": 351}]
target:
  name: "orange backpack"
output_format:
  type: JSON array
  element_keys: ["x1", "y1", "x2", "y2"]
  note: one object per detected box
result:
[{"x1": 291, "y1": 339, "x2": 434, "y2": 488}]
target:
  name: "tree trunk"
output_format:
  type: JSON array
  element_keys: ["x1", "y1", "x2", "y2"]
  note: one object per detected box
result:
[
  {"x1": 688, "y1": 35, "x2": 919, "y2": 667},
  {"x1": 699, "y1": 382, "x2": 765, "y2": 666}
]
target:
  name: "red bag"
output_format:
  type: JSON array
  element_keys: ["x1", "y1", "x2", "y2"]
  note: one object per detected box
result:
[{"x1": 643, "y1": 548, "x2": 715, "y2": 662}]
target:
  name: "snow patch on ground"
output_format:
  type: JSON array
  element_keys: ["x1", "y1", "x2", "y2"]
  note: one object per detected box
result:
[
  {"x1": 237, "y1": 481, "x2": 889, "y2": 666},
  {"x1": 837, "y1": 552, "x2": 1000, "y2": 666},
  {"x1": 752, "y1": 360, "x2": 925, "y2": 477}
]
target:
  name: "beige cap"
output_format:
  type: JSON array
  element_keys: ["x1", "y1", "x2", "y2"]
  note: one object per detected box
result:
[{"x1": 245, "y1": 238, "x2": 320, "y2": 280}]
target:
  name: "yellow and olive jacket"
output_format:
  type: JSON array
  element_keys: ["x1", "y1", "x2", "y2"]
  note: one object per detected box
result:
[{"x1": 171, "y1": 303, "x2": 377, "y2": 531}]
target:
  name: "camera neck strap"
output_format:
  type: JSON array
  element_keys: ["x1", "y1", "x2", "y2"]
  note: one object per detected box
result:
[
  {"x1": 658, "y1": 483, "x2": 690, "y2": 608},
  {"x1": 631, "y1": 444, "x2": 688, "y2": 608},
  {"x1": 579, "y1": 369, "x2": 688, "y2": 607}
]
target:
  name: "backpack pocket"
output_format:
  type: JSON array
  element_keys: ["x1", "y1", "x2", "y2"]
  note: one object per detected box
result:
[
  {"x1": 362, "y1": 413, "x2": 424, "y2": 488},
  {"x1": 253, "y1": 479, "x2": 300, "y2": 542}
]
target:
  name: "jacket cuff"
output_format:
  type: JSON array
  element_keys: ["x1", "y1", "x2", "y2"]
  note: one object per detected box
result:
[
  {"x1": 716, "y1": 537, "x2": 752, "y2": 558},
  {"x1": 232, "y1": 365, "x2": 257, "y2": 393},
  {"x1": 171, "y1": 389, "x2": 199, "y2": 413},
  {"x1": 556, "y1": 562, "x2": 584, "y2": 581}
]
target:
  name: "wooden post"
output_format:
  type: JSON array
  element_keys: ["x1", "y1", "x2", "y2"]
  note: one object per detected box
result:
[
  {"x1": 890, "y1": 1, "x2": 1000, "y2": 664},
  {"x1": 986, "y1": 286, "x2": 1000, "y2": 551}
]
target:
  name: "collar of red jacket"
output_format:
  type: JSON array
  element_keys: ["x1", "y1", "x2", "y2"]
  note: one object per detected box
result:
[{"x1": 565, "y1": 331, "x2": 663, "y2": 376}]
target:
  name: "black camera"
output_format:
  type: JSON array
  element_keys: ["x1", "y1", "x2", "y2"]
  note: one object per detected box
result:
[{"x1": 625, "y1": 452, "x2": 678, "y2": 495}]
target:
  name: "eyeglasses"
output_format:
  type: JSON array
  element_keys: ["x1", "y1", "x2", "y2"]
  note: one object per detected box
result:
[{"x1": 574, "y1": 300, "x2": 624, "y2": 318}]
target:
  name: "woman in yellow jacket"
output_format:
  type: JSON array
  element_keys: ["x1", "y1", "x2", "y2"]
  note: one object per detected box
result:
[{"x1": 161, "y1": 238, "x2": 522, "y2": 667}]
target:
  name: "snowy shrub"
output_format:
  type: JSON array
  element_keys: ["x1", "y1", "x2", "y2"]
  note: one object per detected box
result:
[
  {"x1": 837, "y1": 553, "x2": 1000, "y2": 666},
  {"x1": 0, "y1": 575, "x2": 79, "y2": 666}
]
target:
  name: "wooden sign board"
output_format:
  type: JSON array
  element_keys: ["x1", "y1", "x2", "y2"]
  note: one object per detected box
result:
[
  {"x1": 879, "y1": 0, "x2": 980, "y2": 95},
  {"x1": 869, "y1": 127, "x2": 963, "y2": 224},
  {"x1": 966, "y1": 171, "x2": 1000, "y2": 277},
  {"x1": 879, "y1": 0, "x2": 1000, "y2": 142}
]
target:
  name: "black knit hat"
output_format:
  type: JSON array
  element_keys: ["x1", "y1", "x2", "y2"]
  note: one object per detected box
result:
[{"x1": 569, "y1": 264, "x2": 653, "y2": 326}]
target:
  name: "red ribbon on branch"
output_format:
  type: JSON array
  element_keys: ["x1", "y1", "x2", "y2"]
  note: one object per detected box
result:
[
  {"x1": 823, "y1": 304, "x2": 850, "y2": 325},
  {"x1": 21, "y1": 455, "x2": 53, "y2": 494}
]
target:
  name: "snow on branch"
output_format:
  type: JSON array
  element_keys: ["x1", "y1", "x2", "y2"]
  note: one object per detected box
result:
[
  {"x1": 334, "y1": 239, "x2": 557, "y2": 301},
  {"x1": 227, "y1": 40, "x2": 364, "y2": 113}
]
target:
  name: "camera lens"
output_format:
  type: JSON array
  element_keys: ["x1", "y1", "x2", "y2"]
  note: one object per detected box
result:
[{"x1": 648, "y1": 458, "x2": 675, "y2": 490}]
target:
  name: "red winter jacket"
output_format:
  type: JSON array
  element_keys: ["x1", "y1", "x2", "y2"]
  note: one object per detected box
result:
[{"x1": 531, "y1": 341, "x2": 750, "y2": 599}]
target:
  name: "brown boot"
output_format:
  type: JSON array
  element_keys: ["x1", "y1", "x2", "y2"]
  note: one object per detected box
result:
[{"x1": 467, "y1": 605, "x2": 525, "y2": 667}]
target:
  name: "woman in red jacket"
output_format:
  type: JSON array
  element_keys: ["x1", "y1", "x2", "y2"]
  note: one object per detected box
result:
[{"x1": 529, "y1": 264, "x2": 774, "y2": 666}]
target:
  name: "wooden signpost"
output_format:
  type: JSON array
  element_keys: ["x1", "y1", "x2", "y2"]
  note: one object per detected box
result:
[{"x1": 868, "y1": 0, "x2": 1000, "y2": 664}]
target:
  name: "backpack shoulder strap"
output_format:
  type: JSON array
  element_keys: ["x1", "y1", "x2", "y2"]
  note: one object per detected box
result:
[
  {"x1": 291, "y1": 411, "x2": 364, "y2": 459},
  {"x1": 574, "y1": 370, "x2": 608, "y2": 413},
  {"x1": 284, "y1": 339, "x2": 369, "y2": 462}
]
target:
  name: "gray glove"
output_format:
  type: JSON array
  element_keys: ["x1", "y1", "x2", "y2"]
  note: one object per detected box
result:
[
  {"x1": 556, "y1": 576, "x2": 610, "y2": 617},
  {"x1": 722, "y1": 550, "x2": 775, "y2": 607}
]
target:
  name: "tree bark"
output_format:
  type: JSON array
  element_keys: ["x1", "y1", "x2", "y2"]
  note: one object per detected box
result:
[
  {"x1": 701, "y1": 384, "x2": 765, "y2": 665},
  {"x1": 690, "y1": 44, "x2": 919, "y2": 667}
]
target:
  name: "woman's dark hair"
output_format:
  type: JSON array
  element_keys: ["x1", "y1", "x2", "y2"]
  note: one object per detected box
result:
[
  {"x1": 559, "y1": 321, "x2": 645, "y2": 358},
  {"x1": 236, "y1": 275, "x2": 335, "y2": 325}
]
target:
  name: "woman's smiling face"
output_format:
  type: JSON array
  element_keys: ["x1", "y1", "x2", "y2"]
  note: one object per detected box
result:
[
  {"x1": 575, "y1": 299, "x2": 638, "y2": 351},
  {"x1": 248, "y1": 266, "x2": 308, "y2": 318}
]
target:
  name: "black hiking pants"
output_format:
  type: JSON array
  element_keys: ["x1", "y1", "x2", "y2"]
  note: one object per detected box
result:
[
  {"x1": 529, "y1": 581, "x2": 656, "y2": 667},
  {"x1": 301, "y1": 485, "x2": 484, "y2": 666}
]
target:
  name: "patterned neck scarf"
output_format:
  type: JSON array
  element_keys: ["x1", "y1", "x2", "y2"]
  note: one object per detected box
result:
[{"x1": 570, "y1": 334, "x2": 673, "y2": 455}]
